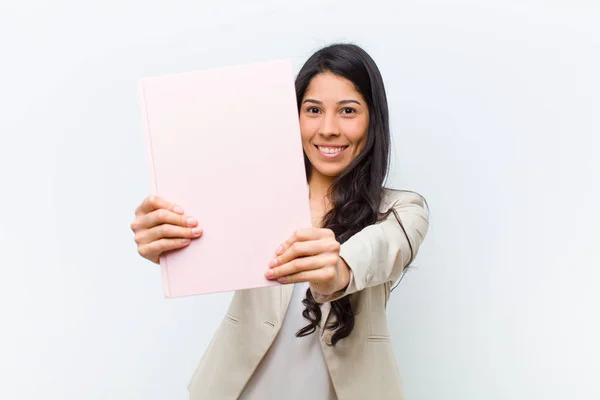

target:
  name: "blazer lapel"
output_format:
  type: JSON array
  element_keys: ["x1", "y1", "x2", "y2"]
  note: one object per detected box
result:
[
  {"x1": 320, "y1": 301, "x2": 332, "y2": 337},
  {"x1": 279, "y1": 283, "x2": 294, "y2": 322}
]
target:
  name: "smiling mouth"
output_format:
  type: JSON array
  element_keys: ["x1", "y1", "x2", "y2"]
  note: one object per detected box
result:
[{"x1": 315, "y1": 145, "x2": 348, "y2": 158}]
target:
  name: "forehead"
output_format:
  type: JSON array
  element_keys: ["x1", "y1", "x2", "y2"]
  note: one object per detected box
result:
[{"x1": 303, "y1": 72, "x2": 365, "y2": 103}]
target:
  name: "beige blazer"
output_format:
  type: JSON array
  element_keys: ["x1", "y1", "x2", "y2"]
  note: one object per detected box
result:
[{"x1": 187, "y1": 189, "x2": 430, "y2": 399}]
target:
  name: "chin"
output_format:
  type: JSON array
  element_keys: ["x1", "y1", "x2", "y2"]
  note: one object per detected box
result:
[{"x1": 310, "y1": 163, "x2": 346, "y2": 178}]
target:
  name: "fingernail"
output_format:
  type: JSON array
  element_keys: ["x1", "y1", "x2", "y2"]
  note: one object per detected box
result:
[
  {"x1": 265, "y1": 269, "x2": 274, "y2": 279},
  {"x1": 187, "y1": 217, "x2": 197, "y2": 227},
  {"x1": 275, "y1": 245, "x2": 283, "y2": 255},
  {"x1": 277, "y1": 277, "x2": 287, "y2": 283},
  {"x1": 268, "y1": 258, "x2": 278, "y2": 268},
  {"x1": 192, "y1": 228, "x2": 203, "y2": 236},
  {"x1": 174, "y1": 205, "x2": 184, "y2": 214},
  {"x1": 181, "y1": 238, "x2": 191, "y2": 244}
]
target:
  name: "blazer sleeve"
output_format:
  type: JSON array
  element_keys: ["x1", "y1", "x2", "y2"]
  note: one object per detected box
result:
[{"x1": 311, "y1": 190, "x2": 430, "y2": 303}]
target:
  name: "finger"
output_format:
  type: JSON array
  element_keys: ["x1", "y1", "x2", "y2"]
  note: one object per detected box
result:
[
  {"x1": 266, "y1": 253, "x2": 339, "y2": 280},
  {"x1": 135, "y1": 195, "x2": 184, "y2": 217},
  {"x1": 138, "y1": 238, "x2": 192, "y2": 262},
  {"x1": 134, "y1": 208, "x2": 197, "y2": 231},
  {"x1": 270, "y1": 239, "x2": 339, "y2": 268},
  {"x1": 136, "y1": 223, "x2": 203, "y2": 245},
  {"x1": 276, "y1": 228, "x2": 334, "y2": 256},
  {"x1": 275, "y1": 267, "x2": 337, "y2": 285}
]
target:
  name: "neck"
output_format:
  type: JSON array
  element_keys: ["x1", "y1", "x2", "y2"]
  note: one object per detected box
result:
[{"x1": 308, "y1": 169, "x2": 335, "y2": 205}]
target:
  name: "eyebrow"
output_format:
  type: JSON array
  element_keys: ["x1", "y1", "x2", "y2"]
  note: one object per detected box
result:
[{"x1": 303, "y1": 98, "x2": 362, "y2": 106}]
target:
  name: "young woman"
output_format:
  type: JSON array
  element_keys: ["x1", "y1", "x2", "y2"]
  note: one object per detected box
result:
[{"x1": 131, "y1": 43, "x2": 430, "y2": 399}]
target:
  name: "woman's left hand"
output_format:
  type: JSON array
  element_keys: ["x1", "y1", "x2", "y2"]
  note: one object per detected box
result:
[{"x1": 265, "y1": 228, "x2": 351, "y2": 296}]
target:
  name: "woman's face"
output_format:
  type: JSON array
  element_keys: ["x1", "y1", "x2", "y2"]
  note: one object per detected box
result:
[{"x1": 299, "y1": 72, "x2": 369, "y2": 179}]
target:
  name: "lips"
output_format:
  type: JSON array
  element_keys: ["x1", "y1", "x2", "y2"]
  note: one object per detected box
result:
[{"x1": 315, "y1": 145, "x2": 348, "y2": 158}]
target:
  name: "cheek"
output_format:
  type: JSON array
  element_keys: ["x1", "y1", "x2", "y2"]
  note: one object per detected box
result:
[
  {"x1": 299, "y1": 118, "x2": 317, "y2": 145},
  {"x1": 344, "y1": 119, "x2": 369, "y2": 146}
]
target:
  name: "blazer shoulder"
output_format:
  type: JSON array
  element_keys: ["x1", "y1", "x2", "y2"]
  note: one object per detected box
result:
[{"x1": 381, "y1": 187, "x2": 430, "y2": 215}]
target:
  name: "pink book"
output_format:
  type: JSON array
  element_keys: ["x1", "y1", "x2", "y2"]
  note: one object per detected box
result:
[{"x1": 138, "y1": 60, "x2": 311, "y2": 298}]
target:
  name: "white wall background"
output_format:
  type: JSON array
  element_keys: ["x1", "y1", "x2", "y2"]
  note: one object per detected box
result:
[{"x1": 1, "y1": 1, "x2": 598, "y2": 399}]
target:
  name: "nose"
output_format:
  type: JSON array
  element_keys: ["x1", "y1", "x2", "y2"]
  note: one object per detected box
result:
[{"x1": 319, "y1": 114, "x2": 341, "y2": 138}]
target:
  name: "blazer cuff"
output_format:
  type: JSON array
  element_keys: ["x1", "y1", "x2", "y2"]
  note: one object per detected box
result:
[{"x1": 311, "y1": 235, "x2": 370, "y2": 303}]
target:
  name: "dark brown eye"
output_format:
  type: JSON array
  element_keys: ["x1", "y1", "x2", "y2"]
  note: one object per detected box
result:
[
  {"x1": 307, "y1": 107, "x2": 320, "y2": 113},
  {"x1": 341, "y1": 107, "x2": 356, "y2": 114}
]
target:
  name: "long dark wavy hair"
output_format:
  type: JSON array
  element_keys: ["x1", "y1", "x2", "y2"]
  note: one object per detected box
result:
[{"x1": 294, "y1": 43, "x2": 410, "y2": 346}]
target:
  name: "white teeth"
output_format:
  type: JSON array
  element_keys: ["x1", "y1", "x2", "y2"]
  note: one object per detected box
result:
[{"x1": 318, "y1": 146, "x2": 344, "y2": 154}]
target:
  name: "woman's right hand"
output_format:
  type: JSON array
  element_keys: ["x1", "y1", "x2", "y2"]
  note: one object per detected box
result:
[{"x1": 130, "y1": 195, "x2": 203, "y2": 264}]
